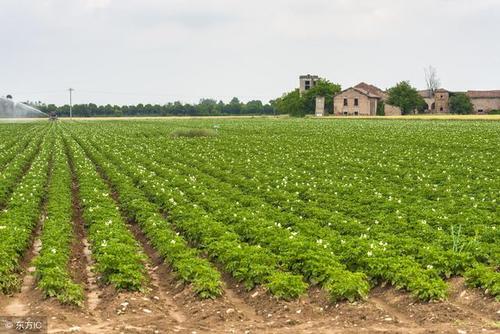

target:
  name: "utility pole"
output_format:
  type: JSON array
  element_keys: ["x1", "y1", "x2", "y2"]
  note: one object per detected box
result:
[{"x1": 69, "y1": 88, "x2": 74, "y2": 118}]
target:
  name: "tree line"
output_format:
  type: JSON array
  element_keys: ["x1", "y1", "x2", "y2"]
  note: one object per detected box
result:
[{"x1": 38, "y1": 98, "x2": 275, "y2": 117}]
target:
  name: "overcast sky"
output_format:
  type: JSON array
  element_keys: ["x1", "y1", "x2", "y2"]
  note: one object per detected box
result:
[{"x1": 1, "y1": 0, "x2": 499, "y2": 106}]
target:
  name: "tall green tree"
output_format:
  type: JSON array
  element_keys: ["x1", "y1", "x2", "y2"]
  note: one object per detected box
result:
[
  {"x1": 386, "y1": 81, "x2": 426, "y2": 115},
  {"x1": 225, "y1": 97, "x2": 242, "y2": 114},
  {"x1": 449, "y1": 93, "x2": 473, "y2": 114},
  {"x1": 244, "y1": 100, "x2": 264, "y2": 114},
  {"x1": 272, "y1": 89, "x2": 304, "y2": 117}
]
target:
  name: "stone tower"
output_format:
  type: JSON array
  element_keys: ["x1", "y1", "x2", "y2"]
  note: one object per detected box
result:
[
  {"x1": 434, "y1": 89, "x2": 450, "y2": 113},
  {"x1": 299, "y1": 75, "x2": 319, "y2": 95}
]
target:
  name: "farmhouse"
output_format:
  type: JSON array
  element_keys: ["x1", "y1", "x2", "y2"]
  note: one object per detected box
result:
[
  {"x1": 332, "y1": 82, "x2": 402, "y2": 116},
  {"x1": 333, "y1": 85, "x2": 380, "y2": 116}
]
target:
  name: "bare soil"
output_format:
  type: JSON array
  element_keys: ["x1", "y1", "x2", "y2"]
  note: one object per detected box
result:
[{"x1": 1, "y1": 244, "x2": 498, "y2": 334}]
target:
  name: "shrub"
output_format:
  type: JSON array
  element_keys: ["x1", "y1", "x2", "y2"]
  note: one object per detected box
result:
[{"x1": 449, "y1": 93, "x2": 473, "y2": 114}]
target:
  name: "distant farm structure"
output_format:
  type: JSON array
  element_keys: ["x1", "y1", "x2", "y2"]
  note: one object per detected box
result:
[{"x1": 301, "y1": 75, "x2": 500, "y2": 116}]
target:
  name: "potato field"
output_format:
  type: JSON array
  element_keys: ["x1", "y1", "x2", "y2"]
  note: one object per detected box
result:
[{"x1": 0, "y1": 118, "x2": 498, "y2": 333}]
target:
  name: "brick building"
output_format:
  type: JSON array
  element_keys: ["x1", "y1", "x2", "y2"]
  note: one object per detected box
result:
[
  {"x1": 466, "y1": 91, "x2": 500, "y2": 113},
  {"x1": 333, "y1": 84, "x2": 381, "y2": 116},
  {"x1": 419, "y1": 89, "x2": 500, "y2": 114},
  {"x1": 332, "y1": 82, "x2": 402, "y2": 116}
]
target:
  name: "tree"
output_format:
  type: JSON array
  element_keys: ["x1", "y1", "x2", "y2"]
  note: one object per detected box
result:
[
  {"x1": 197, "y1": 99, "x2": 218, "y2": 115},
  {"x1": 301, "y1": 79, "x2": 341, "y2": 114},
  {"x1": 387, "y1": 81, "x2": 426, "y2": 115},
  {"x1": 222, "y1": 97, "x2": 242, "y2": 114},
  {"x1": 449, "y1": 93, "x2": 473, "y2": 114},
  {"x1": 272, "y1": 89, "x2": 304, "y2": 117},
  {"x1": 244, "y1": 100, "x2": 264, "y2": 114},
  {"x1": 424, "y1": 65, "x2": 441, "y2": 97}
]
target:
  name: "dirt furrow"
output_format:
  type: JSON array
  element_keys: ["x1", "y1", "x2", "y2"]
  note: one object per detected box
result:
[
  {"x1": 368, "y1": 285, "x2": 499, "y2": 333},
  {"x1": 369, "y1": 294, "x2": 417, "y2": 326},
  {"x1": 3, "y1": 225, "x2": 44, "y2": 317},
  {"x1": 69, "y1": 177, "x2": 90, "y2": 289},
  {"x1": 81, "y1": 238, "x2": 100, "y2": 313},
  {"x1": 222, "y1": 283, "x2": 262, "y2": 323},
  {"x1": 66, "y1": 142, "x2": 101, "y2": 314},
  {"x1": 447, "y1": 277, "x2": 500, "y2": 325},
  {"x1": 127, "y1": 222, "x2": 188, "y2": 326}
]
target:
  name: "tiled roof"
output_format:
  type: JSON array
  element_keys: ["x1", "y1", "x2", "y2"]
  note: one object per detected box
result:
[
  {"x1": 418, "y1": 90, "x2": 433, "y2": 98},
  {"x1": 354, "y1": 82, "x2": 385, "y2": 98},
  {"x1": 335, "y1": 87, "x2": 380, "y2": 99},
  {"x1": 466, "y1": 90, "x2": 500, "y2": 98}
]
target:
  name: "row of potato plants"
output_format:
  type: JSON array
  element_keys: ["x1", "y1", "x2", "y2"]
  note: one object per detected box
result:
[
  {"x1": 77, "y1": 129, "x2": 370, "y2": 302},
  {"x1": 62, "y1": 131, "x2": 146, "y2": 290},
  {"x1": 104, "y1": 135, "x2": 447, "y2": 301},
  {"x1": 0, "y1": 129, "x2": 51, "y2": 293},
  {"x1": 66, "y1": 127, "x2": 309, "y2": 300},
  {"x1": 34, "y1": 130, "x2": 84, "y2": 305},
  {"x1": 70, "y1": 132, "x2": 223, "y2": 299},
  {"x1": 137, "y1": 122, "x2": 497, "y2": 299},
  {"x1": 0, "y1": 127, "x2": 37, "y2": 171},
  {"x1": 0, "y1": 129, "x2": 45, "y2": 208}
]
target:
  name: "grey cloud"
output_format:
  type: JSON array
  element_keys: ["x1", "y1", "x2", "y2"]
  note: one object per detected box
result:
[{"x1": 1, "y1": 0, "x2": 499, "y2": 105}]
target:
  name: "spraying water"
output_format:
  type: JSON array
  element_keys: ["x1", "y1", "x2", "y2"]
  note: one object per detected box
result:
[{"x1": 0, "y1": 96, "x2": 48, "y2": 118}]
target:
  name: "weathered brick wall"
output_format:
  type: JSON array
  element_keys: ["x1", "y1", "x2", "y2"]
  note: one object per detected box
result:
[
  {"x1": 384, "y1": 104, "x2": 402, "y2": 116},
  {"x1": 471, "y1": 98, "x2": 500, "y2": 113},
  {"x1": 333, "y1": 89, "x2": 374, "y2": 116}
]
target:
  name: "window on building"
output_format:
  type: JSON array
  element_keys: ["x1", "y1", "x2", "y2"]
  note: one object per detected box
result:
[
  {"x1": 478, "y1": 109, "x2": 484, "y2": 113},
  {"x1": 354, "y1": 98, "x2": 359, "y2": 106},
  {"x1": 354, "y1": 111, "x2": 359, "y2": 116},
  {"x1": 305, "y1": 80, "x2": 311, "y2": 90},
  {"x1": 440, "y1": 95, "x2": 443, "y2": 98},
  {"x1": 343, "y1": 98, "x2": 348, "y2": 106},
  {"x1": 343, "y1": 111, "x2": 348, "y2": 116},
  {"x1": 440, "y1": 107, "x2": 443, "y2": 111}
]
